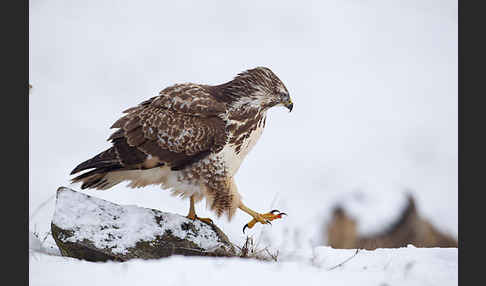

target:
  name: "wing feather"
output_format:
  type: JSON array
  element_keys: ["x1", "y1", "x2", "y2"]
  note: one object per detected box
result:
[
  {"x1": 153, "y1": 84, "x2": 226, "y2": 116},
  {"x1": 108, "y1": 83, "x2": 228, "y2": 170}
]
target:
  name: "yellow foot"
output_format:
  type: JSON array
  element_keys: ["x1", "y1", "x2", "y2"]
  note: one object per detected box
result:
[
  {"x1": 243, "y1": 210, "x2": 287, "y2": 233},
  {"x1": 186, "y1": 214, "x2": 214, "y2": 225}
]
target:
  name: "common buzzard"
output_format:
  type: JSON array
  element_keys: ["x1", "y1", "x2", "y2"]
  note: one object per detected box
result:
[{"x1": 71, "y1": 67, "x2": 293, "y2": 232}]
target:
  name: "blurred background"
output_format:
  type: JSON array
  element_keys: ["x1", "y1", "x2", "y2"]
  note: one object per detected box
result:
[{"x1": 29, "y1": 0, "x2": 457, "y2": 254}]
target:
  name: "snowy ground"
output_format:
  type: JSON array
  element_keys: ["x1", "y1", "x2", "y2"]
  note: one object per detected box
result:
[
  {"x1": 30, "y1": 234, "x2": 457, "y2": 286},
  {"x1": 29, "y1": 0, "x2": 457, "y2": 284}
]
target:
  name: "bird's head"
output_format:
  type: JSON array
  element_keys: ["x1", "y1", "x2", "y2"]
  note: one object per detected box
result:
[{"x1": 225, "y1": 67, "x2": 293, "y2": 112}]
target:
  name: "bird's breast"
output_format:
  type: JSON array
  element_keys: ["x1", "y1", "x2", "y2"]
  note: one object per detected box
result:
[{"x1": 219, "y1": 115, "x2": 266, "y2": 176}]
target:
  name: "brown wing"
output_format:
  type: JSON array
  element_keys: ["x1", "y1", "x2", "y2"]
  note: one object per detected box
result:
[{"x1": 107, "y1": 84, "x2": 228, "y2": 170}]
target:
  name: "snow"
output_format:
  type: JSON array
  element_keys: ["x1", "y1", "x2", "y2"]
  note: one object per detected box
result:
[
  {"x1": 29, "y1": 0, "x2": 457, "y2": 284},
  {"x1": 53, "y1": 187, "x2": 228, "y2": 254},
  {"x1": 29, "y1": 243, "x2": 457, "y2": 286}
]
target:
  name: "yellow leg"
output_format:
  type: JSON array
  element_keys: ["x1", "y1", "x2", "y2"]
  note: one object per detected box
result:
[
  {"x1": 239, "y1": 203, "x2": 287, "y2": 233},
  {"x1": 186, "y1": 195, "x2": 213, "y2": 225}
]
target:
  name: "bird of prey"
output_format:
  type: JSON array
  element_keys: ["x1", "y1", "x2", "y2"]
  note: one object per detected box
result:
[{"x1": 71, "y1": 67, "x2": 293, "y2": 232}]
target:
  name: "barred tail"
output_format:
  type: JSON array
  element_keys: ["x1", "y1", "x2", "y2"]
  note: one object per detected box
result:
[{"x1": 71, "y1": 147, "x2": 124, "y2": 190}]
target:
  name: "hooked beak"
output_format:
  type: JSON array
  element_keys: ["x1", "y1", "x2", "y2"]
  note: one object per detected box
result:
[
  {"x1": 279, "y1": 93, "x2": 293, "y2": 112},
  {"x1": 284, "y1": 98, "x2": 293, "y2": 112}
]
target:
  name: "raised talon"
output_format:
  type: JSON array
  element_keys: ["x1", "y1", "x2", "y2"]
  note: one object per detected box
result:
[
  {"x1": 270, "y1": 209, "x2": 288, "y2": 217},
  {"x1": 242, "y1": 210, "x2": 286, "y2": 233}
]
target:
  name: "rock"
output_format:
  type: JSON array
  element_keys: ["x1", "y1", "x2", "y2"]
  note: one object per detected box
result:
[
  {"x1": 326, "y1": 193, "x2": 458, "y2": 249},
  {"x1": 51, "y1": 187, "x2": 236, "y2": 262}
]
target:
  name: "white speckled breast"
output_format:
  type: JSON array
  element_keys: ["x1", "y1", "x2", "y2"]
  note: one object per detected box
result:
[{"x1": 219, "y1": 122, "x2": 265, "y2": 177}]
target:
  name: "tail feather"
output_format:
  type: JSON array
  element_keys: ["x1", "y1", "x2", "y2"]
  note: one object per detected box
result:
[
  {"x1": 70, "y1": 147, "x2": 120, "y2": 175},
  {"x1": 70, "y1": 144, "x2": 168, "y2": 191},
  {"x1": 71, "y1": 165, "x2": 124, "y2": 190},
  {"x1": 70, "y1": 146, "x2": 125, "y2": 190}
]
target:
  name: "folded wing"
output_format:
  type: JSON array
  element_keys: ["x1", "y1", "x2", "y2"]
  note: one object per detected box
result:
[{"x1": 71, "y1": 84, "x2": 228, "y2": 179}]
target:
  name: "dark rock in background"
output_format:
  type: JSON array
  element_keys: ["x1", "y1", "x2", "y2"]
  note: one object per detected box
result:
[{"x1": 326, "y1": 194, "x2": 457, "y2": 249}]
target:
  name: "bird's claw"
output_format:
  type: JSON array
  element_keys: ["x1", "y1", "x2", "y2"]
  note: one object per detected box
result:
[
  {"x1": 242, "y1": 210, "x2": 287, "y2": 233},
  {"x1": 186, "y1": 214, "x2": 213, "y2": 225},
  {"x1": 270, "y1": 209, "x2": 288, "y2": 216}
]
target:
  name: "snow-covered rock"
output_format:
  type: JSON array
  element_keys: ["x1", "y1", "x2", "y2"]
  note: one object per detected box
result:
[{"x1": 51, "y1": 187, "x2": 236, "y2": 261}]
